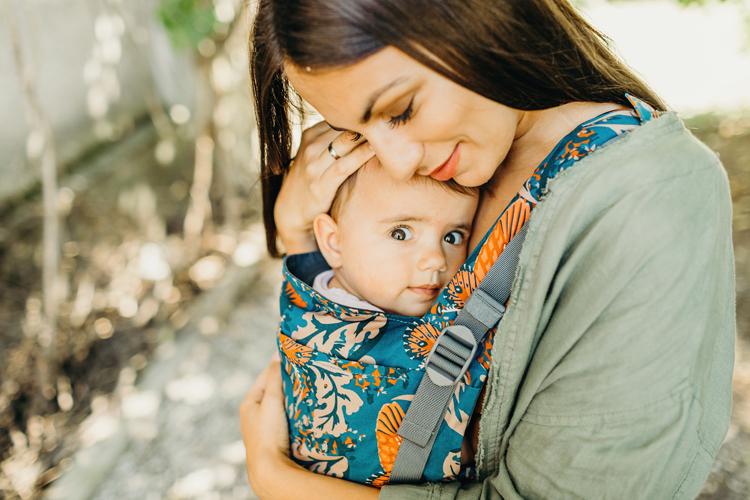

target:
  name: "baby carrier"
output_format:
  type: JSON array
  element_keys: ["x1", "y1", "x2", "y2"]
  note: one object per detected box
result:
[
  {"x1": 277, "y1": 95, "x2": 658, "y2": 487},
  {"x1": 278, "y1": 225, "x2": 526, "y2": 486}
]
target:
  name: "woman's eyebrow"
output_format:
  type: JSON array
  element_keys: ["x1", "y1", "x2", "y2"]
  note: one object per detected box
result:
[{"x1": 361, "y1": 76, "x2": 408, "y2": 123}]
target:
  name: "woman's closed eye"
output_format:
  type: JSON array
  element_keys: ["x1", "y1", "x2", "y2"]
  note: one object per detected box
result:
[
  {"x1": 388, "y1": 98, "x2": 414, "y2": 129},
  {"x1": 389, "y1": 227, "x2": 413, "y2": 241},
  {"x1": 444, "y1": 231, "x2": 464, "y2": 245}
]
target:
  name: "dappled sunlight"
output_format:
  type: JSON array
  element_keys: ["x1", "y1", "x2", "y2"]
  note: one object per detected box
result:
[{"x1": 165, "y1": 374, "x2": 216, "y2": 406}]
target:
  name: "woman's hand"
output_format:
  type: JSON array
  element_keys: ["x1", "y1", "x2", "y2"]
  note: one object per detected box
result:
[
  {"x1": 274, "y1": 122, "x2": 375, "y2": 254},
  {"x1": 240, "y1": 355, "x2": 381, "y2": 500},
  {"x1": 240, "y1": 354, "x2": 291, "y2": 498}
]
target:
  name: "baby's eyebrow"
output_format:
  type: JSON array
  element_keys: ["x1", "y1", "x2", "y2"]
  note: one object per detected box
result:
[
  {"x1": 378, "y1": 217, "x2": 472, "y2": 233},
  {"x1": 379, "y1": 215, "x2": 425, "y2": 225}
]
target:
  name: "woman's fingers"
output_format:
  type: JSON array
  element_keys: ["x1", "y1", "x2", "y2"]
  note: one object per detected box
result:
[
  {"x1": 293, "y1": 127, "x2": 373, "y2": 205},
  {"x1": 262, "y1": 361, "x2": 291, "y2": 453},
  {"x1": 320, "y1": 140, "x2": 375, "y2": 186},
  {"x1": 243, "y1": 366, "x2": 269, "y2": 407},
  {"x1": 242, "y1": 359, "x2": 290, "y2": 456},
  {"x1": 300, "y1": 120, "x2": 333, "y2": 144},
  {"x1": 240, "y1": 358, "x2": 292, "y2": 493},
  {"x1": 325, "y1": 130, "x2": 367, "y2": 160},
  {"x1": 264, "y1": 360, "x2": 283, "y2": 399}
]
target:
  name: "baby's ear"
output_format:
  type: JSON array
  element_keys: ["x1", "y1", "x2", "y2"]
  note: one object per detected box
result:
[{"x1": 313, "y1": 213, "x2": 343, "y2": 269}]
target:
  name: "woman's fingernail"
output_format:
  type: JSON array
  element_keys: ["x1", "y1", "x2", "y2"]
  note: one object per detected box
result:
[
  {"x1": 271, "y1": 352, "x2": 281, "y2": 362},
  {"x1": 367, "y1": 143, "x2": 373, "y2": 151}
]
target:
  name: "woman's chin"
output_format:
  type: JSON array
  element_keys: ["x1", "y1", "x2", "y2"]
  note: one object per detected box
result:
[{"x1": 452, "y1": 168, "x2": 491, "y2": 189}]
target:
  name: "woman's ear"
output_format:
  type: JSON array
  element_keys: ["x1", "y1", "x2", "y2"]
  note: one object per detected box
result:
[{"x1": 313, "y1": 213, "x2": 343, "y2": 269}]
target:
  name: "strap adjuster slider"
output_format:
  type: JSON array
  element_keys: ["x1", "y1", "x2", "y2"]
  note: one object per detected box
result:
[{"x1": 425, "y1": 324, "x2": 478, "y2": 386}]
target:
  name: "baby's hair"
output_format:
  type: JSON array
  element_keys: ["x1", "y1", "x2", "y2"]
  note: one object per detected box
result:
[{"x1": 329, "y1": 165, "x2": 479, "y2": 221}]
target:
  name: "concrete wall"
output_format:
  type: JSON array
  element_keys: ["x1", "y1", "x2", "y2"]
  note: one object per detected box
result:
[{"x1": 0, "y1": 0, "x2": 195, "y2": 206}]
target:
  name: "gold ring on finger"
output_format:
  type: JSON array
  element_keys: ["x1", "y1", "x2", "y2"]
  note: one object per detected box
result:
[{"x1": 328, "y1": 142, "x2": 341, "y2": 160}]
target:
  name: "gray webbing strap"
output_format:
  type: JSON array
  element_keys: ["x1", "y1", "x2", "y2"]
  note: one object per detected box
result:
[{"x1": 388, "y1": 221, "x2": 529, "y2": 484}]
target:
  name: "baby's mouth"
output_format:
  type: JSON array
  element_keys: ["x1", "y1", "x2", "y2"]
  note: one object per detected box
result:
[{"x1": 408, "y1": 284, "x2": 441, "y2": 297}]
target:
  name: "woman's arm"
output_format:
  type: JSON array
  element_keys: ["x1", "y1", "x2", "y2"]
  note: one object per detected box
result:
[{"x1": 240, "y1": 357, "x2": 380, "y2": 500}]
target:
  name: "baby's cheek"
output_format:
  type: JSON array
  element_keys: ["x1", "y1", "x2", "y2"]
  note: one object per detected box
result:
[
  {"x1": 361, "y1": 268, "x2": 406, "y2": 300},
  {"x1": 446, "y1": 247, "x2": 469, "y2": 274}
]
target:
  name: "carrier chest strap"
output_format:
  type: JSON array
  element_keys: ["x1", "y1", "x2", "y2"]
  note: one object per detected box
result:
[{"x1": 388, "y1": 221, "x2": 529, "y2": 484}]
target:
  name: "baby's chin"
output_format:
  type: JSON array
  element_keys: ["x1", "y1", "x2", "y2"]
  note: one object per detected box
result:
[
  {"x1": 379, "y1": 305, "x2": 432, "y2": 318},
  {"x1": 375, "y1": 295, "x2": 439, "y2": 318}
]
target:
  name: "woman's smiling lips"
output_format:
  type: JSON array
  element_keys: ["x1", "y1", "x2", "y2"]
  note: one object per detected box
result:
[{"x1": 429, "y1": 144, "x2": 460, "y2": 181}]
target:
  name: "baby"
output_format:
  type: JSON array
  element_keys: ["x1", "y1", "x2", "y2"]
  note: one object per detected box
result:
[
  {"x1": 277, "y1": 158, "x2": 482, "y2": 486},
  {"x1": 310, "y1": 157, "x2": 479, "y2": 316}
]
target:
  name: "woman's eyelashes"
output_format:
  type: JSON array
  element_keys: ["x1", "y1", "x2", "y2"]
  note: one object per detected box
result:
[
  {"x1": 388, "y1": 98, "x2": 414, "y2": 129},
  {"x1": 389, "y1": 227, "x2": 413, "y2": 241}
]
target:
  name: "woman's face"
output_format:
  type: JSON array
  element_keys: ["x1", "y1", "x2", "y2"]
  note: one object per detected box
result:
[{"x1": 285, "y1": 47, "x2": 523, "y2": 187}]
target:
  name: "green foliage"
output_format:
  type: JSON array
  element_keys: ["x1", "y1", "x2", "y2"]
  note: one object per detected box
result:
[
  {"x1": 673, "y1": 0, "x2": 728, "y2": 5},
  {"x1": 157, "y1": 0, "x2": 218, "y2": 50}
]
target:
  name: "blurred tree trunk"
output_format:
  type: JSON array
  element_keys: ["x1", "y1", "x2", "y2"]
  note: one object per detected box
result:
[
  {"x1": 2, "y1": 0, "x2": 60, "y2": 406},
  {"x1": 157, "y1": 0, "x2": 245, "y2": 256},
  {"x1": 184, "y1": 57, "x2": 216, "y2": 258}
]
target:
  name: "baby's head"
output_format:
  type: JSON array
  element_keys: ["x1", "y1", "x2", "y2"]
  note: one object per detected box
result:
[{"x1": 313, "y1": 158, "x2": 479, "y2": 317}]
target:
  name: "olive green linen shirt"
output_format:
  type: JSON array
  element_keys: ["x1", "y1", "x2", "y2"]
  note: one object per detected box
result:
[{"x1": 379, "y1": 112, "x2": 735, "y2": 500}]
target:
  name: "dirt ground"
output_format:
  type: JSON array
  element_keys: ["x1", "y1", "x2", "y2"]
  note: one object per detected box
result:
[{"x1": 0, "y1": 129, "x2": 260, "y2": 499}]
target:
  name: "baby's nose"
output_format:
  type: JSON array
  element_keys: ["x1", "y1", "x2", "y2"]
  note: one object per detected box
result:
[{"x1": 418, "y1": 246, "x2": 448, "y2": 274}]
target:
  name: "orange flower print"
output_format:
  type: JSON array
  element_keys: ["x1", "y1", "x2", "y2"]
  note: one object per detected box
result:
[
  {"x1": 562, "y1": 139, "x2": 591, "y2": 161},
  {"x1": 279, "y1": 333, "x2": 313, "y2": 366},
  {"x1": 369, "y1": 473, "x2": 390, "y2": 488},
  {"x1": 376, "y1": 402, "x2": 404, "y2": 470},
  {"x1": 404, "y1": 323, "x2": 441, "y2": 360},
  {"x1": 284, "y1": 280, "x2": 308, "y2": 308},
  {"x1": 368, "y1": 402, "x2": 405, "y2": 487},
  {"x1": 474, "y1": 199, "x2": 530, "y2": 282},
  {"x1": 429, "y1": 300, "x2": 443, "y2": 317},
  {"x1": 444, "y1": 270, "x2": 478, "y2": 310}
]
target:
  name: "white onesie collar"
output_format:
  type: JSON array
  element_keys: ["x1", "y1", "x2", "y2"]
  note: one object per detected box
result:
[{"x1": 312, "y1": 270, "x2": 384, "y2": 312}]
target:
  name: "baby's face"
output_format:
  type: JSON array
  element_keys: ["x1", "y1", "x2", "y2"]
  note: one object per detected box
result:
[{"x1": 331, "y1": 165, "x2": 478, "y2": 317}]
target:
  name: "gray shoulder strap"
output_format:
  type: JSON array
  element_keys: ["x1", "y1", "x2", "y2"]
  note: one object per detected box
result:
[{"x1": 388, "y1": 221, "x2": 529, "y2": 484}]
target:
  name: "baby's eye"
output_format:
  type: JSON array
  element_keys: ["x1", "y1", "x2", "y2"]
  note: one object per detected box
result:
[
  {"x1": 389, "y1": 227, "x2": 413, "y2": 241},
  {"x1": 444, "y1": 231, "x2": 464, "y2": 245}
]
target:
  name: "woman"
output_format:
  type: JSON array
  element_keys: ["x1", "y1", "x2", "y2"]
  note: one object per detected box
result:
[{"x1": 240, "y1": 0, "x2": 735, "y2": 498}]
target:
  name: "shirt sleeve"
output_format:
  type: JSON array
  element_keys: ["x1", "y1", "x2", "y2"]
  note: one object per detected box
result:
[{"x1": 380, "y1": 139, "x2": 735, "y2": 500}]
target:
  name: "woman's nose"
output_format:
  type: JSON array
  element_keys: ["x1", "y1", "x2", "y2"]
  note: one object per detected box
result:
[{"x1": 369, "y1": 132, "x2": 423, "y2": 182}]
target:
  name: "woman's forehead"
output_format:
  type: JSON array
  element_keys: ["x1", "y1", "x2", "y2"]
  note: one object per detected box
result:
[{"x1": 285, "y1": 47, "x2": 424, "y2": 126}]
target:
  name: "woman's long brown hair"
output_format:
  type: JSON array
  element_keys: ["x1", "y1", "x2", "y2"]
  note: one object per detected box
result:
[{"x1": 250, "y1": 0, "x2": 667, "y2": 257}]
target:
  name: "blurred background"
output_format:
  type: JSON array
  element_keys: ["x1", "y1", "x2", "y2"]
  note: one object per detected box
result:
[{"x1": 0, "y1": 0, "x2": 748, "y2": 499}]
